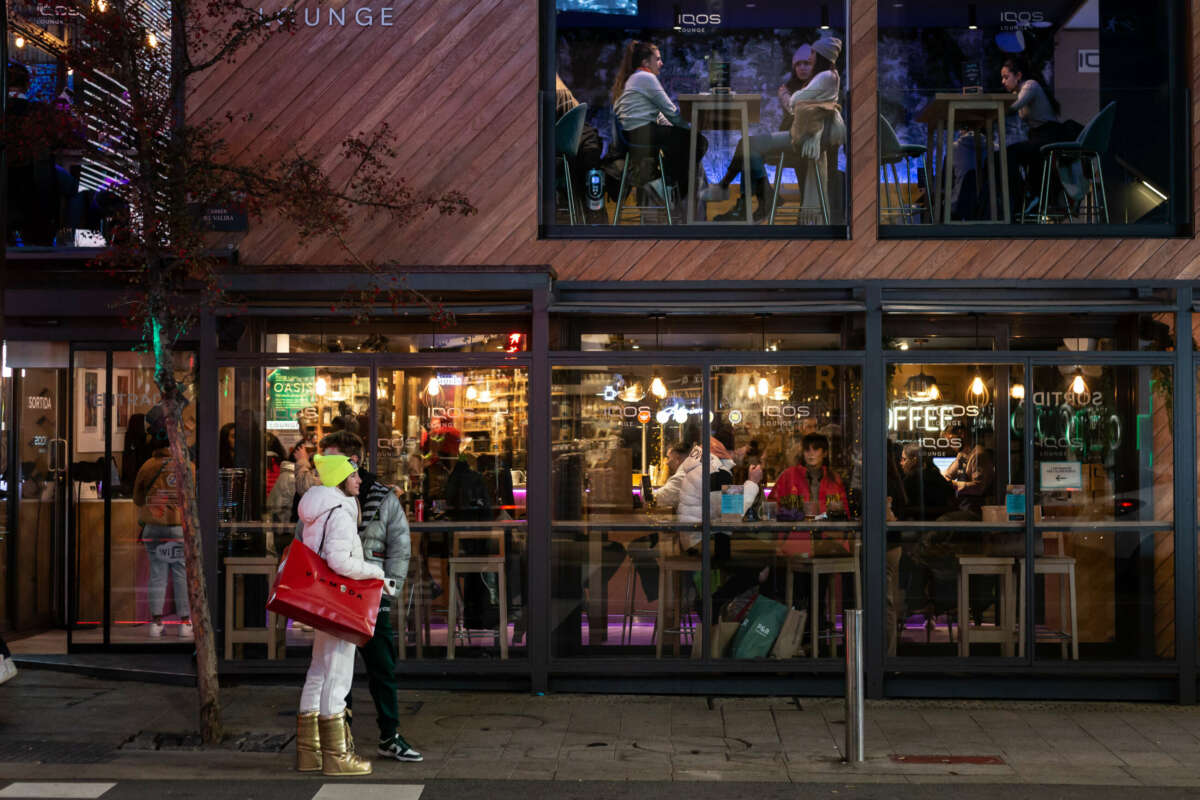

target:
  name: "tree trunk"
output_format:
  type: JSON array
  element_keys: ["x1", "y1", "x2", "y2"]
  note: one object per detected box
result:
[{"x1": 154, "y1": 327, "x2": 223, "y2": 743}]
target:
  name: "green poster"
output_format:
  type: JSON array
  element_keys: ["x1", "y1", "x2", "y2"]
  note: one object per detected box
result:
[{"x1": 267, "y1": 367, "x2": 316, "y2": 425}]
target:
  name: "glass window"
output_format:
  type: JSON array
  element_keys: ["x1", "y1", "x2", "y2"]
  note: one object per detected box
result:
[
  {"x1": 262, "y1": 330, "x2": 527, "y2": 355},
  {"x1": 550, "y1": 1, "x2": 848, "y2": 232},
  {"x1": 878, "y1": 0, "x2": 1186, "y2": 231},
  {"x1": 556, "y1": 314, "x2": 864, "y2": 351},
  {"x1": 73, "y1": 350, "x2": 196, "y2": 645},
  {"x1": 551, "y1": 363, "x2": 863, "y2": 660},
  {"x1": 219, "y1": 364, "x2": 529, "y2": 660},
  {"x1": 885, "y1": 312, "x2": 1175, "y2": 352},
  {"x1": 887, "y1": 363, "x2": 1026, "y2": 658}
]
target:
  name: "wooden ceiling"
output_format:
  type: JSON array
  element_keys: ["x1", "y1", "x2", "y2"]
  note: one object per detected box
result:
[{"x1": 187, "y1": 0, "x2": 1200, "y2": 282}]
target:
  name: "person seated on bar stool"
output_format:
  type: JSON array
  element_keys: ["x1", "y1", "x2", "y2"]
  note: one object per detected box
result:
[
  {"x1": 612, "y1": 39, "x2": 708, "y2": 214},
  {"x1": 699, "y1": 36, "x2": 844, "y2": 222},
  {"x1": 768, "y1": 433, "x2": 851, "y2": 628},
  {"x1": 556, "y1": 74, "x2": 608, "y2": 224}
]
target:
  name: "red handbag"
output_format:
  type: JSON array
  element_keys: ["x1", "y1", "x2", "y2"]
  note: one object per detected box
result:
[{"x1": 266, "y1": 509, "x2": 384, "y2": 646}]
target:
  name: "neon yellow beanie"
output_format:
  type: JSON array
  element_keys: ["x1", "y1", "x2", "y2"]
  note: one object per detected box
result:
[{"x1": 314, "y1": 454, "x2": 357, "y2": 487}]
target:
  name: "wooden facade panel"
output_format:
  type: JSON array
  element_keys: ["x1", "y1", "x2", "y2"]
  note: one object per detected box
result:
[{"x1": 189, "y1": 0, "x2": 1197, "y2": 281}]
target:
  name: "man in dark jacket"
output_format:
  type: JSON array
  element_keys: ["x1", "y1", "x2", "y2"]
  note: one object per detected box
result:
[
  {"x1": 899, "y1": 444, "x2": 956, "y2": 520},
  {"x1": 298, "y1": 430, "x2": 422, "y2": 762}
]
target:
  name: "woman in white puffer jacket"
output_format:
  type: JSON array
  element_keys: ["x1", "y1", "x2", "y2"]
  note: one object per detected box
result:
[
  {"x1": 656, "y1": 437, "x2": 740, "y2": 551},
  {"x1": 294, "y1": 453, "x2": 385, "y2": 777}
]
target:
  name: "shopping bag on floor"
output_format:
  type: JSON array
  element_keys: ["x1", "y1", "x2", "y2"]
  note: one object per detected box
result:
[
  {"x1": 771, "y1": 609, "x2": 808, "y2": 658},
  {"x1": 266, "y1": 511, "x2": 383, "y2": 646},
  {"x1": 729, "y1": 595, "x2": 788, "y2": 659}
]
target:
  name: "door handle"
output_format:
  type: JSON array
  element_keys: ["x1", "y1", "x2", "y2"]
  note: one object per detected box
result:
[{"x1": 49, "y1": 438, "x2": 67, "y2": 474}]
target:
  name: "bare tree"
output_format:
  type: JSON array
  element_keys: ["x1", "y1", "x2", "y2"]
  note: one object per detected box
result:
[{"x1": 8, "y1": 0, "x2": 473, "y2": 743}]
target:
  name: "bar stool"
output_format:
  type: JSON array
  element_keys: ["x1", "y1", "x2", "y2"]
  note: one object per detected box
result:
[
  {"x1": 224, "y1": 556, "x2": 284, "y2": 660},
  {"x1": 447, "y1": 531, "x2": 508, "y2": 660},
  {"x1": 956, "y1": 556, "x2": 1017, "y2": 657},
  {"x1": 396, "y1": 552, "x2": 427, "y2": 660},
  {"x1": 786, "y1": 541, "x2": 862, "y2": 659},
  {"x1": 654, "y1": 553, "x2": 701, "y2": 658},
  {"x1": 621, "y1": 540, "x2": 659, "y2": 646},
  {"x1": 769, "y1": 151, "x2": 829, "y2": 225},
  {"x1": 1017, "y1": 556, "x2": 1079, "y2": 660}
]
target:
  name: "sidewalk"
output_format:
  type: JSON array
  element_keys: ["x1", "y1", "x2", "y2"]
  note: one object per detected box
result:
[{"x1": 4, "y1": 669, "x2": 1200, "y2": 786}]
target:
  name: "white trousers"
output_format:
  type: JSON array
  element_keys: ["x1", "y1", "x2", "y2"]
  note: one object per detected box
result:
[{"x1": 299, "y1": 629, "x2": 355, "y2": 716}]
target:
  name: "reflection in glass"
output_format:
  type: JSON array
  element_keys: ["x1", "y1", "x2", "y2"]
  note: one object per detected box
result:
[{"x1": 886, "y1": 364, "x2": 1025, "y2": 658}]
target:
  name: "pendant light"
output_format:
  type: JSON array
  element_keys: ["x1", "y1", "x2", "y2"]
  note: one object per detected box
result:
[
  {"x1": 969, "y1": 373, "x2": 986, "y2": 396},
  {"x1": 757, "y1": 376, "x2": 769, "y2": 397},
  {"x1": 1069, "y1": 368, "x2": 1087, "y2": 395},
  {"x1": 1011, "y1": 382, "x2": 1025, "y2": 400},
  {"x1": 314, "y1": 376, "x2": 328, "y2": 397},
  {"x1": 466, "y1": 385, "x2": 477, "y2": 401},
  {"x1": 650, "y1": 376, "x2": 667, "y2": 399},
  {"x1": 425, "y1": 376, "x2": 440, "y2": 397}
]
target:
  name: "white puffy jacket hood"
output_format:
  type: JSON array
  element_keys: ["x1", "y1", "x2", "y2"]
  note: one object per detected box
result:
[{"x1": 297, "y1": 486, "x2": 384, "y2": 582}]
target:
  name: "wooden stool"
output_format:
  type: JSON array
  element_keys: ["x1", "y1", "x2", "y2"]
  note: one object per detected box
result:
[
  {"x1": 224, "y1": 556, "x2": 282, "y2": 660},
  {"x1": 957, "y1": 556, "x2": 1016, "y2": 657},
  {"x1": 654, "y1": 554, "x2": 701, "y2": 658},
  {"x1": 447, "y1": 531, "x2": 508, "y2": 660},
  {"x1": 621, "y1": 542, "x2": 660, "y2": 646},
  {"x1": 1018, "y1": 556, "x2": 1079, "y2": 660},
  {"x1": 786, "y1": 542, "x2": 862, "y2": 659}
]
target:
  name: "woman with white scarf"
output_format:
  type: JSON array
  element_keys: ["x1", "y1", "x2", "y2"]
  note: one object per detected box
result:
[{"x1": 700, "y1": 36, "x2": 845, "y2": 222}]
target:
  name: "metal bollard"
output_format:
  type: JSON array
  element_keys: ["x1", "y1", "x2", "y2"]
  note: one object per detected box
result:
[{"x1": 844, "y1": 608, "x2": 864, "y2": 764}]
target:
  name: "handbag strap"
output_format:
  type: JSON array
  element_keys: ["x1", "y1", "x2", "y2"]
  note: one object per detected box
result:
[{"x1": 315, "y1": 507, "x2": 338, "y2": 559}]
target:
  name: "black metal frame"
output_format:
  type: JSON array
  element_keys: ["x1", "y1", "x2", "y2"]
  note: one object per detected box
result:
[{"x1": 5, "y1": 276, "x2": 1200, "y2": 701}]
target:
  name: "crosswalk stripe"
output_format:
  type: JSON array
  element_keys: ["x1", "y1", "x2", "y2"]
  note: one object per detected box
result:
[
  {"x1": 312, "y1": 785, "x2": 423, "y2": 800},
  {"x1": 0, "y1": 784, "x2": 116, "y2": 799}
]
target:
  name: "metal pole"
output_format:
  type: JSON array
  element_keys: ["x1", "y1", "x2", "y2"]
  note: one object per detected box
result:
[{"x1": 844, "y1": 608, "x2": 865, "y2": 763}]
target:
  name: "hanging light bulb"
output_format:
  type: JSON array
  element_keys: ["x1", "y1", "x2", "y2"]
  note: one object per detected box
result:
[
  {"x1": 1011, "y1": 383, "x2": 1025, "y2": 400},
  {"x1": 425, "y1": 376, "x2": 440, "y2": 396},
  {"x1": 650, "y1": 376, "x2": 667, "y2": 399},
  {"x1": 969, "y1": 374, "x2": 985, "y2": 396},
  {"x1": 95, "y1": 0, "x2": 107, "y2": 11},
  {"x1": 929, "y1": 383, "x2": 940, "y2": 400},
  {"x1": 478, "y1": 387, "x2": 493, "y2": 404},
  {"x1": 466, "y1": 385, "x2": 477, "y2": 401},
  {"x1": 772, "y1": 385, "x2": 787, "y2": 401},
  {"x1": 14, "y1": 36, "x2": 25, "y2": 48},
  {"x1": 314, "y1": 377, "x2": 327, "y2": 397},
  {"x1": 147, "y1": 31, "x2": 159, "y2": 48},
  {"x1": 1070, "y1": 369, "x2": 1087, "y2": 395},
  {"x1": 747, "y1": 384, "x2": 757, "y2": 399},
  {"x1": 757, "y1": 377, "x2": 769, "y2": 397}
]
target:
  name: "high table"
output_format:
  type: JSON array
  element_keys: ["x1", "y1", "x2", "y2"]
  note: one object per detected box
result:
[
  {"x1": 678, "y1": 93, "x2": 762, "y2": 225},
  {"x1": 916, "y1": 93, "x2": 1013, "y2": 224}
]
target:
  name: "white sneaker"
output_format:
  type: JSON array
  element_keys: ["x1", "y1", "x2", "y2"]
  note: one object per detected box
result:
[
  {"x1": 149, "y1": 622, "x2": 164, "y2": 639},
  {"x1": 178, "y1": 622, "x2": 194, "y2": 639},
  {"x1": 0, "y1": 655, "x2": 18, "y2": 686},
  {"x1": 699, "y1": 184, "x2": 730, "y2": 202}
]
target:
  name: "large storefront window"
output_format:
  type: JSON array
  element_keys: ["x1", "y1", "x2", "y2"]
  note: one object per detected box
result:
[
  {"x1": 551, "y1": 363, "x2": 862, "y2": 660},
  {"x1": 549, "y1": 0, "x2": 848, "y2": 233},
  {"x1": 886, "y1": 356, "x2": 1174, "y2": 661},
  {"x1": 218, "y1": 363, "x2": 528, "y2": 660},
  {"x1": 878, "y1": 0, "x2": 1187, "y2": 233}
]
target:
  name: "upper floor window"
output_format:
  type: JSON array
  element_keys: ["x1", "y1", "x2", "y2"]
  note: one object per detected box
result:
[
  {"x1": 546, "y1": 0, "x2": 849, "y2": 236},
  {"x1": 877, "y1": 0, "x2": 1188, "y2": 235}
]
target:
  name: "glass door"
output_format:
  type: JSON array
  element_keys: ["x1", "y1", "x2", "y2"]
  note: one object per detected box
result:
[
  {"x1": 8, "y1": 363, "x2": 68, "y2": 643},
  {"x1": 70, "y1": 347, "x2": 196, "y2": 649}
]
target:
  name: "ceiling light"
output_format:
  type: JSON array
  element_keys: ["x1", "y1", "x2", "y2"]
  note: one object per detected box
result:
[
  {"x1": 14, "y1": 36, "x2": 25, "y2": 48},
  {"x1": 1011, "y1": 383, "x2": 1025, "y2": 400},
  {"x1": 466, "y1": 385, "x2": 477, "y2": 401},
  {"x1": 898, "y1": 342, "x2": 909, "y2": 351},
  {"x1": 747, "y1": 384, "x2": 757, "y2": 399},
  {"x1": 478, "y1": 388, "x2": 493, "y2": 404},
  {"x1": 757, "y1": 377, "x2": 769, "y2": 397},
  {"x1": 425, "y1": 376, "x2": 440, "y2": 396},
  {"x1": 820, "y1": 3, "x2": 831, "y2": 29},
  {"x1": 969, "y1": 374, "x2": 985, "y2": 396},
  {"x1": 1070, "y1": 369, "x2": 1087, "y2": 395},
  {"x1": 650, "y1": 376, "x2": 667, "y2": 399},
  {"x1": 147, "y1": 31, "x2": 159, "y2": 48},
  {"x1": 967, "y1": 3, "x2": 977, "y2": 29},
  {"x1": 905, "y1": 371, "x2": 940, "y2": 403},
  {"x1": 314, "y1": 377, "x2": 327, "y2": 397}
]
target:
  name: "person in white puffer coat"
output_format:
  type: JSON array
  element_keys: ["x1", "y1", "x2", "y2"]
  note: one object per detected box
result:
[{"x1": 295, "y1": 453, "x2": 385, "y2": 777}]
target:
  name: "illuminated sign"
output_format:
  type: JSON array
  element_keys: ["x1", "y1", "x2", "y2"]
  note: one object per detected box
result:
[
  {"x1": 888, "y1": 404, "x2": 981, "y2": 432},
  {"x1": 506, "y1": 333, "x2": 525, "y2": 353}
]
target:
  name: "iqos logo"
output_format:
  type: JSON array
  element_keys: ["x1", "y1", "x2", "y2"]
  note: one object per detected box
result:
[
  {"x1": 679, "y1": 12, "x2": 720, "y2": 24},
  {"x1": 999, "y1": 10, "x2": 1045, "y2": 25}
]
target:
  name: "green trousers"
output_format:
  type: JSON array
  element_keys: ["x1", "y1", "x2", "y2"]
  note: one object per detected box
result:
[{"x1": 346, "y1": 604, "x2": 399, "y2": 742}]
